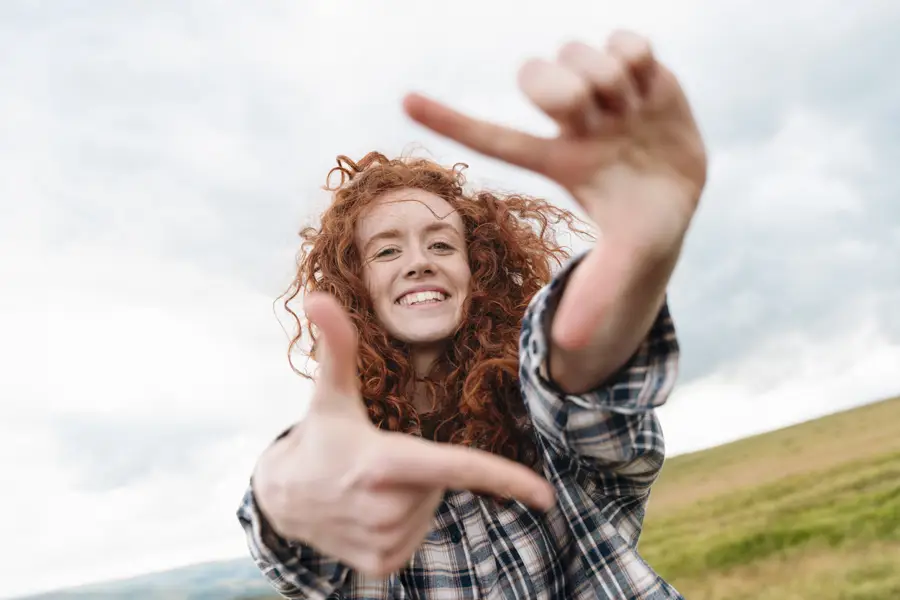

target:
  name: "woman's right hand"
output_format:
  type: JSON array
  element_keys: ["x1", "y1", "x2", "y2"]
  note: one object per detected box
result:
[{"x1": 251, "y1": 292, "x2": 556, "y2": 577}]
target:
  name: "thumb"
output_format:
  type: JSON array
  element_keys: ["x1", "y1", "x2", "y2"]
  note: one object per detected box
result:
[{"x1": 304, "y1": 292, "x2": 360, "y2": 397}]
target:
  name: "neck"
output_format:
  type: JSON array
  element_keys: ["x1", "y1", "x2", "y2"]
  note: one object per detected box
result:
[
  {"x1": 409, "y1": 343, "x2": 446, "y2": 413},
  {"x1": 410, "y1": 344, "x2": 444, "y2": 378}
]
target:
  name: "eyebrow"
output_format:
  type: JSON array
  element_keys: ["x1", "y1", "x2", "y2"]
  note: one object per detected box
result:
[{"x1": 364, "y1": 222, "x2": 461, "y2": 253}]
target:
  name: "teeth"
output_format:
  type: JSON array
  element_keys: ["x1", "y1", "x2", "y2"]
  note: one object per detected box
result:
[{"x1": 399, "y1": 290, "x2": 447, "y2": 306}]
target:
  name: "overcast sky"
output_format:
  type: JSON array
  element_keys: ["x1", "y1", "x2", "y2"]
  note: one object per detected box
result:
[{"x1": 2, "y1": 0, "x2": 899, "y2": 596}]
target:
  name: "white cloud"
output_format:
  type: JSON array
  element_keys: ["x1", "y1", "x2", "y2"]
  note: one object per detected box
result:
[
  {"x1": 704, "y1": 108, "x2": 874, "y2": 228},
  {"x1": 660, "y1": 319, "x2": 900, "y2": 456}
]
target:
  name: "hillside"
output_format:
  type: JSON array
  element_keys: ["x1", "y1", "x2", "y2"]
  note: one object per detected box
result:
[
  {"x1": 641, "y1": 394, "x2": 900, "y2": 599},
  {"x1": 17, "y1": 395, "x2": 900, "y2": 600}
]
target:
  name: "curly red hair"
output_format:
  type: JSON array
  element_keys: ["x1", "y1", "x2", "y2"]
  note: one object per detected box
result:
[{"x1": 281, "y1": 151, "x2": 590, "y2": 466}]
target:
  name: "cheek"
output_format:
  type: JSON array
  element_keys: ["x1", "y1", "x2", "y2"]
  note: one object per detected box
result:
[
  {"x1": 363, "y1": 266, "x2": 391, "y2": 308},
  {"x1": 361, "y1": 268, "x2": 377, "y2": 305},
  {"x1": 454, "y1": 259, "x2": 473, "y2": 294}
]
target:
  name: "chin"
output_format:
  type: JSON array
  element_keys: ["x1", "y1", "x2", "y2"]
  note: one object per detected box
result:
[
  {"x1": 394, "y1": 327, "x2": 457, "y2": 345},
  {"x1": 387, "y1": 318, "x2": 459, "y2": 345},
  {"x1": 382, "y1": 304, "x2": 463, "y2": 346}
]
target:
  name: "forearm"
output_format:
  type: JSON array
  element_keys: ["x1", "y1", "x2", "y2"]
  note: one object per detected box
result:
[{"x1": 548, "y1": 241, "x2": 681, "y2": 394}]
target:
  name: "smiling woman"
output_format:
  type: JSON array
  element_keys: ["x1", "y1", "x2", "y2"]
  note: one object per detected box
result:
[
  {"x1": 281, "y1": 151, "x2": 587, "y2": 458},
  {"x1": 238, "y1": 29, "x2": 707, "y2": 600}
]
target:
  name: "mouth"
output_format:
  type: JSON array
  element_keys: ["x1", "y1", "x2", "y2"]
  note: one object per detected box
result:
[{"x1": 396, "y1": 289, "x2": 449, "y2": 307}]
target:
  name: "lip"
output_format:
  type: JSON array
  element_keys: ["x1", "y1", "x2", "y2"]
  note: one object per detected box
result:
[{"x1": 394, "y1": 285, "x2": 450, "y2": 304}]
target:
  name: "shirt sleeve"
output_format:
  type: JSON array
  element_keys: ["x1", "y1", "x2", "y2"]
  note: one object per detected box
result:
[
  {"x1": 236, "y1": 483, "x2": 351, "y2": 600},
  {"x1": 518, "y1": 251, "x2": 679, "y2": 497}
]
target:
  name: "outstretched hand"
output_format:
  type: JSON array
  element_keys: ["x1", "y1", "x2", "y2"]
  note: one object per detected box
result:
[
  {"x1": 252, "y1": 293, "x2": 556, "y2": 576},
  {"x1": 403, "y1": 30, "x2": 707, "y2": 349}
]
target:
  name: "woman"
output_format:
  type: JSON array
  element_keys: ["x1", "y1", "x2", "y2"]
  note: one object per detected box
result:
[{"x1": 238, "y1": 30, "x2": 707, "y2": 599}]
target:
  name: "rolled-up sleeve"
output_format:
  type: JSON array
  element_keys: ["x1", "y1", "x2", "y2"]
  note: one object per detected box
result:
[
  {"x1": 236, "y1": 485, "x2": 351, "y2": 599},
  {"x1": 518, "y1": 251, "x2": 679, "y2": 497}
]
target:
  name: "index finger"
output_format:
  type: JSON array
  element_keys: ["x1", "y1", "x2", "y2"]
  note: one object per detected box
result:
[
  {"x1": 379, "y1": 436, "x2": 556, "y2": 511},
  {"x1": 402, "y1": 93, "x2": 553, "y2": 177}
]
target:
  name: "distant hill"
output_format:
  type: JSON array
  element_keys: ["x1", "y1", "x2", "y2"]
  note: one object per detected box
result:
[
  {"x1": 17, "y1": 395, "x2": 900, "y2": 600},
  {"x1": 13, "y1": 559, "x2": 276, "y2": 600}
]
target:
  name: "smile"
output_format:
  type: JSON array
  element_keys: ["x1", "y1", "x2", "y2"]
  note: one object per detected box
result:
[{"x1": 397, "y1": 290, "x2": 448, "y2": 307}]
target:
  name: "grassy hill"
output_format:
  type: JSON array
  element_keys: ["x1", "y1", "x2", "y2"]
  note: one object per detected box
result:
[
  {"x1": 18, "y1": 395, "x2": 899, "y2": 600},
  {"x1": 640, "y1": 394, "x2": 900, "y2": 599}
]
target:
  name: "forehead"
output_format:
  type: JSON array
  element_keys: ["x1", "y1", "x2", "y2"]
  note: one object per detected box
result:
[{"x1": 356, "y1": 188, "x2": 464, "y2": 242}]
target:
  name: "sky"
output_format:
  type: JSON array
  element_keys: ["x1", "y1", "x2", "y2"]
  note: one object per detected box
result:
[{"x1": 2, "y1": 0, "x2": 899, "y2": 596}]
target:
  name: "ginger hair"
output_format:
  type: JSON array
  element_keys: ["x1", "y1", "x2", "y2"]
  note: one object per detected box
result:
[{"x1": 281, "y1": 151, "x2": 589, "y2": 466}]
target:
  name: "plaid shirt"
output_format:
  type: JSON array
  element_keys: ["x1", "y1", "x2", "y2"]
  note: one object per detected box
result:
[{"x1": 237, "y1": 252, "x2": 684, "y2": 599}]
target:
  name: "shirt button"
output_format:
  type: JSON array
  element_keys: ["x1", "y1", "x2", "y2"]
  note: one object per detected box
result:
[{"x1": 449, "y1": 529, "x2": 462, "y2": 544}]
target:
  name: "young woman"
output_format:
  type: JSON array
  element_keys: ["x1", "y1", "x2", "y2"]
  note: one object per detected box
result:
[{"x1": 238, "y1": 30, "x2": 707, "y2": 599}]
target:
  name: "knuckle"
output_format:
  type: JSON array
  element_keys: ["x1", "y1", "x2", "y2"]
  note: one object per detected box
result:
[
  {"x1": 608, "y1": 29, "x2": 652, "y2": 62},
  {"x1": 368, "y1": 514, "x2": 397, "y2": 534},
  {"x1": 557, "y1": 40, "x2": 588, "y2": 63},
  {"x1": 356, "y1": 460, "x2": 392, "y2": 490},
  {"x1": 342, "y1": 445, "x2": 390, "y2": 490},
  {"x1": 365, "y1": 499, "x2": 410, "y2": 533},
  {"x1": 608, "y1": 28, "x2": 635, "y2": 43},
  {"x1": 598, "y1": 55, "x2": 628, "y2": 86},
  {"x1": 367, "y1": 517, "x2": 390, "y2": 534}
]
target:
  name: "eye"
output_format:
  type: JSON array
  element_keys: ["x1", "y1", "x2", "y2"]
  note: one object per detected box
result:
[
  {"x1": 430, "y1": 241, "x2": 455, "y2": 252},
  {"x1": 374, "y1": 247, "x2": 399, "y2": 259}
]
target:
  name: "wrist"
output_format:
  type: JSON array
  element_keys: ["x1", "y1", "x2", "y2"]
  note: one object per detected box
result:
[{"x1": 251, "y1": 438, "x2": 300, "y2": 541}]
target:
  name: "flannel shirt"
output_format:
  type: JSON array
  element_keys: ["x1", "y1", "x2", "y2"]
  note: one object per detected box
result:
[{"x1": 237, "y1": 252, "x2": 684, "y2": 599}]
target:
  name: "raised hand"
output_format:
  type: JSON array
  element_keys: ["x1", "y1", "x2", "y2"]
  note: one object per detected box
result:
[
  {"x1": 403, "y1": 30, "x2": 707, "y2": 349},
  {"x1": 251, "y1": 293, "x2": 556, "y2": 576}
]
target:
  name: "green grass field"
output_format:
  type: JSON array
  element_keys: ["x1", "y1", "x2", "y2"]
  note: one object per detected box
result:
[{"x1": 639, "y1": 395, "x2": 900, "y2": 599}]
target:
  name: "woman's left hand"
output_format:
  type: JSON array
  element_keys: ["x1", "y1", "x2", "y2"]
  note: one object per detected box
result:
[{"x1": 404, "y1": 30, "x2": 707, "y2": 348}]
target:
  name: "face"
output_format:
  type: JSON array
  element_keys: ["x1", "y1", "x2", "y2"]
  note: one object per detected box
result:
[{"x1": 355, "y1": 188, "x2": 471, "y2": 350}]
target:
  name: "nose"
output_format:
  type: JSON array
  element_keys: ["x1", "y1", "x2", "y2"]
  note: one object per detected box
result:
[{"x1": 403, "y1": 247, "x2": 435, "y2": 278}]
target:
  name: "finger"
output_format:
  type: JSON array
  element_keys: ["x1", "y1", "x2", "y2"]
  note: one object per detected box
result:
[
  {"x1": 342, "y1": 488, "x2": 439, "y2": 565},
  {"x1": 390, "y1": 491, "x2": 443, "y2": 569},
  {"x1": 303, "y1": 292, "x2": 359, "y2": 396},
  {"x1": 375, "y1": 436, "x2": 556, "y2": 511},
  {"x1": 402, "y1": 92, "x2": 555, "y2": 176},
  {"x1": 375, "y1": 489, "x2": 441, "y2": 562},
  {"x1": 550, "y1": 241, "x2": 629, "y2": 349},
  {"x1": 605, "y1": 30, "x2": 656, "y2": 96},
  {"x1": 557, "y1": 41, "x2": 639, "y2": 115},
  {"x1": 516, "y1": 58, "x2": 599, "y2": 137},
  {"x1": 334, "y1": 494, "x2": 438, "y2": 577}
]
